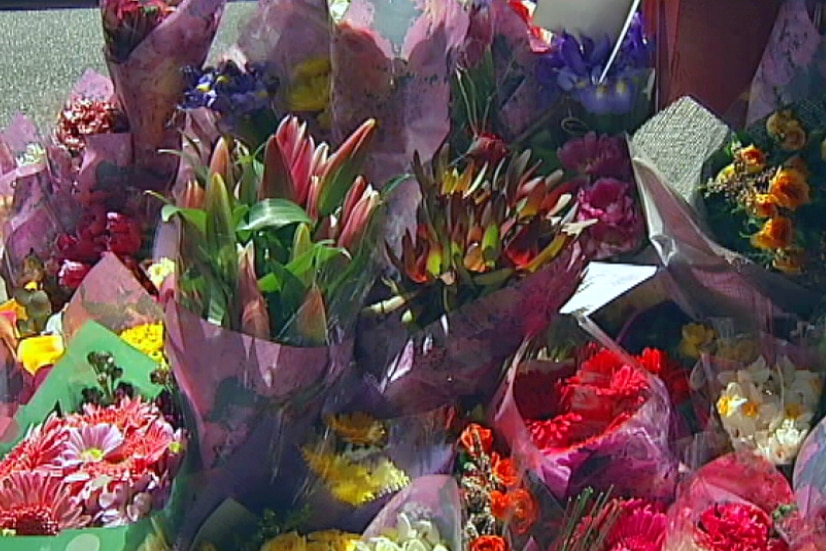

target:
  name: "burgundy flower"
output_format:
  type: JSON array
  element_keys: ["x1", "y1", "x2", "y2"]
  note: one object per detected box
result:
[
  {"x1": 0, "y1": 472, "x2": 85, "y2": 535},
  {"x1": 558, "y1": 133, "x2": 632, "y2": 180},
  {"x1": 105, "y1": 212, "x2": 142, "y2": 256},
  {"x1": 58, "y1": 260, "x2": 93, "y2": 290},
  {"x1": 576, "y1": 178, "x2": 644, "y2": 259},
  {"x1": 55, "y1": 97, "x2": 127, "y2": 157}
]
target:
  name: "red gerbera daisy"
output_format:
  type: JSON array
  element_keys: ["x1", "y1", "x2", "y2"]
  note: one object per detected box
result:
[{"x1": 0, "y1": 471, "x2": 85, "y2": 535}]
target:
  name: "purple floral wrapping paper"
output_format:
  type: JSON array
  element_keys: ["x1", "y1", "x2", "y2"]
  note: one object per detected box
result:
[
  {"x1": 493, "y1": 356, "x2": 678, "y2": 502},
  {"x1": 103, "y1": 0, "x2": 226, "y2": 192},
  {"x1": 355, "y1": 248, "x2": 587, "y2": 415},
  {"x1": 330, "y1": 0, "x2": 469, "y2": 186},
  {"x1": 61, "y1": 253, "x2": 163, "y2": 339},
  {"x1": 747, "y1": 0, "x2": 826, "y2": 125},
  {"x1": 794, "y1": 414, "x2": 826, "y2": 534}
]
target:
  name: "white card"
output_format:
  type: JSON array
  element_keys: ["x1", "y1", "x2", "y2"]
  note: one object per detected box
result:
[
  {"x1": 533, "y1": 0, "x2": 636, "y2": 45},
  {"x1": 561, "y1": 262, "x2": 658, "y2": 316}
]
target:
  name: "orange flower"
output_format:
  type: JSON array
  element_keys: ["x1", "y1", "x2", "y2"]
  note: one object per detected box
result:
[
  {"x1": 751, "y1": 194, "x2": 777, "y2": 219},
  {"x1": 470, "y1": 535, "x2": 508, "y2": 551},
  {"x1": 751, "y1": 216, "x2": 795, "y2": 251},
  {"x1": 459, "y1": 423, "x2": 493, "y2": 457},
  {"x1": 736, "y1": 145, "x2": 766, "y2": 173},
  {"x1": 769, "y1": 168, "x2": 810, "y2": 210},
  {"x1": 490, "y1": 489, "x2": 539, "y2": 535},
  {"x1": 773, "y1": 248, "x2": 806, "y2": 275},
  {"x1": 491, "y1": 490, "x2": 510, "y2": 519},
  {"x1": 492, "y1": 455, "x2": 520, "y2": 487}
]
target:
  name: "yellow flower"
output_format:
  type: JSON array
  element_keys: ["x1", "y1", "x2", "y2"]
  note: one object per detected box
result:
[
  {"x1": 306, "y1": 531, "x2": 359, "y2": 551},
  {"x1": 766, "y1": 111, "x2": 808, "y2": 151},
  {"x1": 147, "y1": 258, "x2": 175, "y2": 289},
  {"x1": 288, "y1": 58, "x2": 332, "y2": 114},
  {"x1": 17, "y1": 334, "x2": 64, "y2": 375},
  {"x1": 326, "y1": 412, "x2": 387, "y2": 447},
  {"x1": 716, "y1": 164, "x2": 737, "y2": 185},
  {"x1": 750, "y1": 193, "x2": 778, "y2": 219},
  {"x1": 120, "y1": 322, "x2": 168, "y2": 368},
  {"x1": 261, "y1": 532, "x2": 307, "y2": 551},
  {"x1": 302, "y1": 448, "x2": 410, "y2": 506},
  {"x1": 716, "y1": 339, "x2": 759, "y2": 363},
  {"x1": 678, "y1": 323, "x2": 716, "y2": 359}
]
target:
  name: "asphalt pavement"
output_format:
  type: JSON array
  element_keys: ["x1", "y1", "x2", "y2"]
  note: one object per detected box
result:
[{"x1": 0, "y1": 3, "x2": 256, "y2": 130}]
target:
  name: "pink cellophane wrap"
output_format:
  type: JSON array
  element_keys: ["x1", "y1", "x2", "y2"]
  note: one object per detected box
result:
[
  {"x1": 62, "y1": 253, "x2": 163, "y2": 339},
  {"x1": 331, "y1": 0, "x2": 469, "y2": 186},
  {"x1": 103, "y1": 0, "x2": 226, "y2": 191},
  {"x1": 362, "y1": 475, "x2": 463, "y2": 551},
  {"x1": 494, "y1": 356, "x2": 677, "y2": 502},
  {"x1": 236, "y1": 0, "x2": 331, "y2": 90},
  {"x1": 664, "y1": 452, "x2": 819, "y2": 551},
  {"x1": 355, "y1": 248, "x2": 586, "y2": 415},
  {"x1": 794, "y1": 414, "x2": 826, "y2": 544},
  {"x1": 630, "y1": 140, "x2": 817, "y2": 321},
  {"x1": 747, "y1": 0, "x2": 826, "y2": 125}
]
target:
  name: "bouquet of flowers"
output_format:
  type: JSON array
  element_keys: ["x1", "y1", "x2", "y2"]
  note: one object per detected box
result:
[
  {"x1": 702, "y1": 106, "x2": 826, "y2": 290},
  {"x1": 705, "y1": 337, "x2": 823, "y2": 466},
  {"x1": 663, "y1": 452, "x2": 805, "y2": 551},
  {"x1": 495, "y1": 331, "x2": 678, "y2": 501},
  {"x1": 0, "y1": 320, "x2": 186, "y2": 550},
  {"x1": 356, "y1": 139, "x2": 587, "y2": 413},
  {"x1": 455, "y1": 423, "x2": 539, "y2": 551},
  {"x1": 296, "y1": 407, "x2": 453, "y2": 532},
  {"x1": 101, "y1": 0, "x2": 227, "y2": 189}
]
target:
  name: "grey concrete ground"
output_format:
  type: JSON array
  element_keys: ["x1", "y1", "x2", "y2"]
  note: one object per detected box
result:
[{"x1": 0, "y1": 3, "x2": 256, "y2": 129}]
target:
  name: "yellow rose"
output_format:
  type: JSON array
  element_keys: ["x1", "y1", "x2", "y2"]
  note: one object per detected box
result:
[
  {"x1": 750, "y1": 193, "x2": 778, "y2": 219},
  {"x1": 679, "y1": 323, "x2": 716, "y2": 359}
]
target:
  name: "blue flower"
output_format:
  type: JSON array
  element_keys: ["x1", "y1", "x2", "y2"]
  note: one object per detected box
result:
[{"x1": 536, "y1": 13, "x2": 653, "y2": 116}]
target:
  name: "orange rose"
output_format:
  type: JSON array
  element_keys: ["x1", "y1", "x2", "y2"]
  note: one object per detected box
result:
[
  {"x1": 492, "y1": 455, "x2": 520, "y2": 487},
  {"x1": 751, "y1": 216, "x2": 795, "y2": 251},
  {"x1": 470, "y1": 535, "x2": 508, "y2": 551},
  {"x1": 769, "y1": 168, "x2": 810, "y2": 210},
  {"x1": 736, "y1": 145, "x2": 766, "y2": 173},
  {"x1": 490, "y1": 489, "x2": 539, "y2": 534},
  {"x1": 490, "y1": 490, "x2": 510, "y2": 519},
  {"x1": 751, "y1": 193, "x2": 777, "y2": 219},
  {"x1": 460, "y1": 423, "x2": 493, "y2": 457}
]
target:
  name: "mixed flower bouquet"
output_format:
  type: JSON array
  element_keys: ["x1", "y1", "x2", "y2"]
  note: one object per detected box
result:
[{"x1": 703, "y1": 106, "x2": 826, "y2": 290}]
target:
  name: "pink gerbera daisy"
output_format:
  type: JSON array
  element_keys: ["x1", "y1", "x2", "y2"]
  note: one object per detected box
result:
[
  {"x1": 0, "y1": 471, "x2": 86, "y2": 535},
  {"x1": 0, "y1": 416, "x2": 69, "y2": 479},
  {"x1": 60, "y1": 424, "x2": 125, "y2": 468},
  {"x1": 605, "y1": 499, "x2": 668, "y2": 551}
]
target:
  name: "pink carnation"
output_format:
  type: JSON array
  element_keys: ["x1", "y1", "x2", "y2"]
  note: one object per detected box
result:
[{"x1": 576, "y1": 178, "x2": 644, "y2": 259}]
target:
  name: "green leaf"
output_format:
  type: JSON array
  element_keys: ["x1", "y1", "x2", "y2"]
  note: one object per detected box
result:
[
  {"x1": 238, "y1": 199, "x2": 312, "y2": 232},
  {"x1": 161, "y1": 204, "x2": 207, "y2": 234}
]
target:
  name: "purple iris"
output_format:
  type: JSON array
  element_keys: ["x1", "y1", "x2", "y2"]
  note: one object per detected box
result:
[
  {"x1": 536, "y1": 13, "x2": 653, "y2": 115},
  {"x1": 182, "y1": 60, "x2": 279, "y2": 137}
]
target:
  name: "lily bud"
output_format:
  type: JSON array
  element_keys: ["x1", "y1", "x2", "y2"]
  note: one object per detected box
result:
[
  {"x1": 209, "y1": 137, "x2": 232, "y2": 184},
  {"x1": 337, "y1": 176, "x2": 379, "y2": 251},
  {"x1": 238, "y1": 244, "x2": 270, "y2": 340},
  {"x1": 178, "y1": 180, "x2": 205, "y2": 210},
  {"x1": 318, "y1": 118, "x2": 377, "y2": 217},
  {"x1": 295, "y1": 285, "x2": 328, "y2": 346}
]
